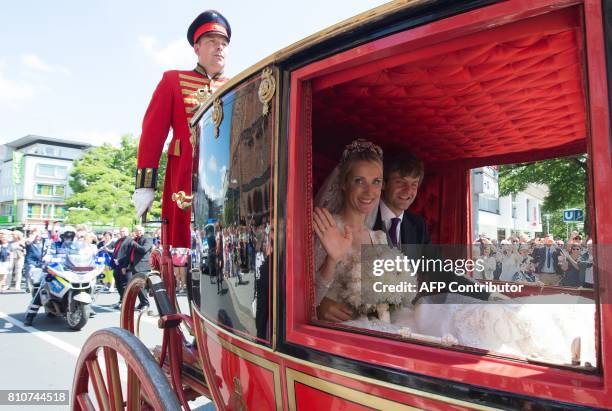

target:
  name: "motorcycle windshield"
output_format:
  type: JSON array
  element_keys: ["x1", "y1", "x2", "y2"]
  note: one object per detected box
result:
[{"x1": 64, "y1": 241, "x2": 97, "y2": 270}]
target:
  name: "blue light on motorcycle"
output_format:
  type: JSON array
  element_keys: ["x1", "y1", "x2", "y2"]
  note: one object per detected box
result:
[{"x1": 45, "y1": 274, "x2": 54, "y2": 282}]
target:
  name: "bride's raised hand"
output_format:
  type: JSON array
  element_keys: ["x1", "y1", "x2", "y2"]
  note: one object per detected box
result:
[{"x1": 313, "y1": 207, "x2": 353, "y2": 261}]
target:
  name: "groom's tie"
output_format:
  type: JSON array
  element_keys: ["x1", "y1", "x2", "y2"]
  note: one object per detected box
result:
[{"x1": 389, "y1": 217, "x2": 401, "y2": 248}]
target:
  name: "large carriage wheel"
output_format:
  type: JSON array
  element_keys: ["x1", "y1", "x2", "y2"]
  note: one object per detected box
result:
[
  {"x1": 119, "y1": 271, "x2": 195, "y2": 410},
  {"x1": 72, "y1": 327, "x2": 181, "y2": 410},
  {"x1": 120, "y1": 274, "x2": 149, "y2": 335}
]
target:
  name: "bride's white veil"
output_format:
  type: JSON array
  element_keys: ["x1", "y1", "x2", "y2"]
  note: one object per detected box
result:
[{"x1": 314, "y1": 166, "x2": 343, "y2": 214}]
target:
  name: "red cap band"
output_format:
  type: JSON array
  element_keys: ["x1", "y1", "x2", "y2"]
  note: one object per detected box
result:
[{"x1": 193, "y1": 22, "x2": 228, "y2": 44}]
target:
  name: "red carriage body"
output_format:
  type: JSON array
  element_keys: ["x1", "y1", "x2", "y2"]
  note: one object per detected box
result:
[{"x1": 73, "y1": 1, "x2": 612, "y2": 409}]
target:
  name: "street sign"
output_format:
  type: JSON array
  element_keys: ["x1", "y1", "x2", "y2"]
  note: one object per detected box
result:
[{"x1": 563, "y1": 208, "x2": 584, "y2": 222}]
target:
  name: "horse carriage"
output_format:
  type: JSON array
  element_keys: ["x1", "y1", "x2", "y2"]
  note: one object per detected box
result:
[{"x1": 72, "y1": 0, "x2": 612, "y2": 409}]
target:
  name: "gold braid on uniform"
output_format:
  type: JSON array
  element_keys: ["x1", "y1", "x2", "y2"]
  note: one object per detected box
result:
[
  {"x1": 194, "y1": 63, "x2": 224, "y2": 80},
  {"x1": 135, "y1": 168, "x2": 158, "y2": 189}
]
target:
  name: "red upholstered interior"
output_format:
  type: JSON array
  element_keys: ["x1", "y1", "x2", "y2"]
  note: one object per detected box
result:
[{"x1": 310, "y1": 8, "x2": 586, "y2": 243}]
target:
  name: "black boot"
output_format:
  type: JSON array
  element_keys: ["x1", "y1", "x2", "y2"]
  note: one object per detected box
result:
[{"x1": 24, "y1": 313, "x2": 35, "y2": 326}]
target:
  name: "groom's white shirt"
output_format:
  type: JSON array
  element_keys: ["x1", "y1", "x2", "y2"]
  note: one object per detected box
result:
[{"x1": 380, "y1": 200, "x2": 403, "y2": 242}]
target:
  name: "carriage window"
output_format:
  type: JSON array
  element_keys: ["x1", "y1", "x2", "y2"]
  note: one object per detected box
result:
[
  {"x1": 307, "y1": 6, "x2": 599, "y2": 367},
  {"x1": 311, "y1": 145, "x2": 597, "y2": 369},
  {"x1": 192, "y1": 74, "x2": 275, "y2": 344}
]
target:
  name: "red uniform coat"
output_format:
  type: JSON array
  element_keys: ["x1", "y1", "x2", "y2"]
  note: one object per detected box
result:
[{"x1": 136, "y1": 67, "x2": 229, "y2": 248}]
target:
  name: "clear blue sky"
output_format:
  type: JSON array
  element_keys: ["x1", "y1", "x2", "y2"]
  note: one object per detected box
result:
[{"x1": 0, "y1": 1, "x2": 387, "y2": 146}]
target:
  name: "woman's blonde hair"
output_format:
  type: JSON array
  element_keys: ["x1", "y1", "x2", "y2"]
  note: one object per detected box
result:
[{"x1": 338, "y1": 139, "x2": 383, "y2": 186}]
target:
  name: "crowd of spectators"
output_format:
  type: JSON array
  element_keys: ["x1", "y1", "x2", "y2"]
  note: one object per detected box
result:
[
  {"x1": 473, "y1": 230, "x2": 593, "y2": 287},
  {"x1": 0, "y1": 224, "x2": 161, "y2": 296}
]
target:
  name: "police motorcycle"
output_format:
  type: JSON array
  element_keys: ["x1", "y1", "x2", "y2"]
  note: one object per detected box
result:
[{"x1": 29, "y1": 229, "x2": 104, "y2": 330}]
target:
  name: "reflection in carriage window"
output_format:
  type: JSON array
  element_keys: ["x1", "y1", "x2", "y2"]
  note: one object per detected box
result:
[{"x1": 192, "y1": 77, "x2": 274, "y2": 344}]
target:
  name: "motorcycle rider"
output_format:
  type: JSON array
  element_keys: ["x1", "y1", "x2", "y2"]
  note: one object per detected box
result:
[{"x1": 23, "y1": 226, "x2": 91, "y2": 326}]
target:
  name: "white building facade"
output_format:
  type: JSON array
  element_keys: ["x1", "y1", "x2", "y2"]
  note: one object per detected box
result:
[
  {"x1": 0, "y1": 135, "x2": 90, "y2": 229},
  {"x1": 471, "y1": 166, "x2": 546, "y2": 241}
]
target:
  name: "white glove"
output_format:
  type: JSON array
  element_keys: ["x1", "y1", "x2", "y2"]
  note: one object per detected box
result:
[{"x1": 132, "y1": 188, "x2": 155, "y2": 218}]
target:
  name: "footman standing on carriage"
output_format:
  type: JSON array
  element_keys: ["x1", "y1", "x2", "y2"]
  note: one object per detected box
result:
[{"x1": 132, "y1": 10, "x2": 231, "y2": 252}]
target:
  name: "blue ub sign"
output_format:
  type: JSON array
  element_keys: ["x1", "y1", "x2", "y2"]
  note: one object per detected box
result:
[{"x1": 563, "y1": 209, "x2": 584, "y2": 222}]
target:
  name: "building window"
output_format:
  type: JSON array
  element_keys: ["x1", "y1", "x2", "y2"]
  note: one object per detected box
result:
[
  {"x1": 0, "y1": 204, "x2": 13, "y2": 216},
  {"x1": 36, "y1": 184, "x2": 53, "y2": 196},
  {"x1": 42, "y1": 204, "x2": 52, "y2": 218},
  {"x1": 526, "y1": 198, "x2": 531, "y2": 221},
  {"x1": 478, "y1": 195, "x2": 499, "y2": 214},
  {"x1": 35, "y1": 184, "x2": 66, "y2": 197},
  {"x1": 36, "y1": 164, "x2": 67, "y2": 179},
  {"x1": 44, "y1": 146, "x2": 60, "y2": 157},
  {"x1": 27, "y1": 203, "x2": 41, "y2": 218},
  {"x1": 27, "y1": 203, "x2": 54, "y2": 218},
  {"x1": 54, "y1": 205, "x2": 67, "y2": 219}
]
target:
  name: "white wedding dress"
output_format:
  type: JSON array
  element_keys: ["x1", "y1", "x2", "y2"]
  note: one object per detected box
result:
[{"x1": 316, "y1": 223, "x2": 596, "y2": 366}]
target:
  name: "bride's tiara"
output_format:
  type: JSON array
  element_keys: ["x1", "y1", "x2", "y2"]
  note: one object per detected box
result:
[{"x1": 340, "y1": 139, "x2": 383, "y2": 164}]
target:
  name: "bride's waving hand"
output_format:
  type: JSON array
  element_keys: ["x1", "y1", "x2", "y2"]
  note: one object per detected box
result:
[{"x1": 313, "y1": 207, "x2": 353, "y2": 262}]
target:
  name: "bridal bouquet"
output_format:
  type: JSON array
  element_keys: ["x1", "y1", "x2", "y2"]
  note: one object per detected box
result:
[{"x1": 338, "y1": 244, "x2": 417, "y2": 313}]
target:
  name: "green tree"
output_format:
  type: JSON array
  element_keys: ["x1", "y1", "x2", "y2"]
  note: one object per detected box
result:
[
  {"x1": 65, "y1": 134, "x2": 166, "y2": 228},
  {"x1": 498, "y1": 155, "x2": 589, "y2": 236}
]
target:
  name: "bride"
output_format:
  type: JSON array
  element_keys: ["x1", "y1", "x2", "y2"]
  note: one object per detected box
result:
[
  {"x1": 314, "y1": 139, "x2": 413, "y2": 323},
  {"x1": 314, "y1": 139, "x2": 596, "y2": 366}
]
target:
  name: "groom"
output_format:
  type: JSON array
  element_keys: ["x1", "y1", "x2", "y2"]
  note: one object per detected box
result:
[
  {"x1": 372, "y1": 153, "x2": 429, "y2": 247},
  {"x1": 373, "y1": 153, "x2": 490, "y2": 301}
]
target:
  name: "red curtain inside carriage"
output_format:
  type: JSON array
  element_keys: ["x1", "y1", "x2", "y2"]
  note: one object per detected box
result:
[{"x1": 310, "y1": 6, "x2": 587, "y2": 245}]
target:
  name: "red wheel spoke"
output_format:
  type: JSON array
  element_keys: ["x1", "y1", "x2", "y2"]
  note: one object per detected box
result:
[
  {"x1": 73, "y1": 325, "x2": 180, "y2": 410},
  {"x1": 86, "y1": 358, "x2": 110, "y2": 410},
  {"x1": 76, "y1": 393, "x2": 96, "y2": 411},
  {"x1": 127, "y1": 368, "x2": 141, "y2": 411},
  {"x1": 103, "y1": 347, "x2": 124, "y2": 411}
]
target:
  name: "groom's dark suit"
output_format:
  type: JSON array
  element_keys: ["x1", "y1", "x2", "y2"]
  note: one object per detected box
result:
[
  {"x1": 373, "y1": 204, "x2": 489, "y2": 301},
  {"x1": 373, "y1": 207, "x2": 430, "y2": 246}
]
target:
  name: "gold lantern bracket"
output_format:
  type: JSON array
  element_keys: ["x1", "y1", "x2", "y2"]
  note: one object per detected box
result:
[
  {"x1": 212, "y1": 98, "x2": 223, "y2": 138},
  {"x1": 258, "y1": 67, "x2": 276, "y2": 116}
]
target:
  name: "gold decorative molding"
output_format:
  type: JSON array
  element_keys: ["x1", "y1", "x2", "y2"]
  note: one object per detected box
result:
[
  {"x1": 286, "y1": 368, "x2": 420, "y2": 411},
  {"x1": 230, "y1": 377, "x2": 249, "y2": 411},
  {"x1": 193, "y1": 304, "x2": 498, "y2": 410},
  {"x1": 212, "y1": 98, "x2": 223, "y2": 138},
  {"x1": 258, "y1": 67, "x2": 276, "y2": 116},
  {"x1": 205, "y1": 326, "x2": 282, "y2": 411},
  {"x1": 171, "y1": 191, "x2": 193, "y2": 210},
  {"x1": 189, "y1": 126, "x2": 200, "y2": 157}
]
